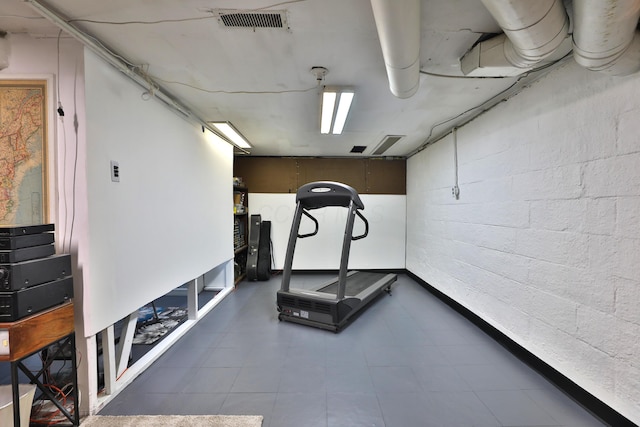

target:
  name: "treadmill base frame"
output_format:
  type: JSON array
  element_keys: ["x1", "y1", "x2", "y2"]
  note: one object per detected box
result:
[{"x1": 277, "y1": 273, "x2": 396, "y2": 332}]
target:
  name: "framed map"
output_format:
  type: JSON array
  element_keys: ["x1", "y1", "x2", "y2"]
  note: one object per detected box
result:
[{"x1": 0, "y1": 79, "x2": 48, "y2": 225}]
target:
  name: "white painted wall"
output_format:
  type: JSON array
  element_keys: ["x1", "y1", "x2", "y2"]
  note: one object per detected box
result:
[
  {"x1": 407, "y1": 61, "x2": 640, "y2": 423},
  {"x1": 2, "y1": 35, "x2": 235, "y2": 414},
  {"x1": 250, "y1": 193, "x2": 406, "y2": 270},
  {"x1": 0, "y1": 33, "x2": 83, "y2": 255},
  {"x1": 1, "y1": 32, "x2": 96, "y2": 414},
  {"x1": 82, "y1": 49, "x2": 233, "y2": 336}
]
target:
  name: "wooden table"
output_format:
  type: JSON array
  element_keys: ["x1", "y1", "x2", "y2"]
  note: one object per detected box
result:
[{"x1": 0, "y1": 302, "x2": 79, "y2": 426}]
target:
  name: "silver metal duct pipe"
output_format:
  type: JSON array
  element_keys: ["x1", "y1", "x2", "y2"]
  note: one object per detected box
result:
[
  {"x1": 370, "y1": 0, "x2": 421, "y2": 99},
  {"x1": 480, "y1": 0, "x2": 570, "y2": 68},
  {"x1": 573, "y1": 0, "x2": 640, "y2": 76}
]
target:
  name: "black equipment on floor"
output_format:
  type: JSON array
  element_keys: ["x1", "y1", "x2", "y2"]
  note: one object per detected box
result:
[
  {"x1": 246, "y1": 214, "x2": 261, "y2": 281},
  {"x1": 247, "y1": 215, "x2": 272, "y2": 281},
  {"x1": 256, "y1": 220, "x2": 272, "y2": 281},
  {"x1": 276, "y1": 181, "x2": 396, "y2": 332}
]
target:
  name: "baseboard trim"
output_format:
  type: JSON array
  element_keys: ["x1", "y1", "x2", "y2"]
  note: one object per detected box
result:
[
  {"x1": 406, "y1": 270, "x2": 634, "y2": 427},
  {"x1": 277, "y1": 269, "x2": 406, "y2": 275}
]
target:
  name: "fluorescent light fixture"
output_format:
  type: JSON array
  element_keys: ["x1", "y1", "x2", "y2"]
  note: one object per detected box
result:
[
  {"x1": 210, "y1": 122, "x2": 252, "y2": 149},
  {"x1": 332, "y1": 91, "x2": 354, "y2": 134},
  {"x1": 320, "y1": 88, "x2": 354, "y2": 135},
  {"x1": 321, "y1": 91, "x2": 337, "y2": 134}
]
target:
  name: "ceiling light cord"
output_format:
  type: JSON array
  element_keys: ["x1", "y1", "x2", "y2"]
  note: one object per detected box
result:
[
  {"x1": 68, "y1": 15, "x2": 216, "y2": 25},
  {"x1": 0, "y1": 14, "x2": 44, "y2": 20},
  {"x1": 66, "y1": 1, "x2": 309, "y2": 25},
  {"x1": 419, "y1": 69, "x2": 509, "y2": 79},
  {"x1": 149, "y1": 74, "x2": 316, "y2": 95}
]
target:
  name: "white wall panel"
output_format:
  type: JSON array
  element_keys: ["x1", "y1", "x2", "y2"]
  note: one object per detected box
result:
[
  {"x1": 249, "y1": 193, "x2": 405, "y2": 270},
  {"x1": 82, "y1": 49, "x2": 233, "y2": 336}
]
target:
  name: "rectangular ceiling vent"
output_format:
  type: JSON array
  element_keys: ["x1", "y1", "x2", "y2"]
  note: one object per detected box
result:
[
  {"x1": 373, "y1": 135, "x2": 404, "y2": 155},
  {"x1": 213, "y1": 9, "x2": 289, "y2": 30},
  {"x1": 350, "y1": 146, "x2": 367, "y2": 154}
]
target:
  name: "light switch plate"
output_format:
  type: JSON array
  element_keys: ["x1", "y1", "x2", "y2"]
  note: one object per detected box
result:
[{"x1": 110, "y1": 160, "x2": 120, "y2": 182}]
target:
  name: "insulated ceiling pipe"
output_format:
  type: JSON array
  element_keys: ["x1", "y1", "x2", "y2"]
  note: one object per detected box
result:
[
  {"x1": 573, "y1": 0, "x2": 640, "y2": 76},
  {"x1": 370, "y1": 0, "x2": 421, "y2": 98},
  {"x1": 480, "y1": 0, "x2": 570, "y2": 68}
]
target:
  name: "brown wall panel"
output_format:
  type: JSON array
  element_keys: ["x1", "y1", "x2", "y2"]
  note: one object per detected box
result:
[
  {"x1": 297, "y1": 158, "x2": 367, "y2": 193},
  {"x1": 234, "y1": 157, "x2": 405, "y2": 194},
  {"x1": 234, "y1": 157, "x2": 297, "y2": 193},
  {"x1": 366, "y1": 158, "x2": 406, "y2": 194}
]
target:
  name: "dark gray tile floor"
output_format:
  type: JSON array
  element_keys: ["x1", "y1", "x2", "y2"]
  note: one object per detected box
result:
[{"x1": 99, "y1": 273, "x2": 608, "y2": 427}]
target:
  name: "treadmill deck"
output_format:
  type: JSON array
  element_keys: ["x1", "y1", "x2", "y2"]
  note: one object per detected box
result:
[{"x1": 316, "y1": 271, "x2": 390, "y2": 296}]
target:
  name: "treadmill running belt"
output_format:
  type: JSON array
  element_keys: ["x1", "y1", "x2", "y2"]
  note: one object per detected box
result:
[{"x1": 317, "y1": 272, "x2": 385, "y2": 296}]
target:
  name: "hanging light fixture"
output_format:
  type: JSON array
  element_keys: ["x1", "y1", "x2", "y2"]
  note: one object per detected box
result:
[{"x1": 320, "y1": 88, "x2": 355, "y2": 135}]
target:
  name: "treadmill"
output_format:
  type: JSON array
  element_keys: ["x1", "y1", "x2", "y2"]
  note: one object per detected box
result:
[{"x1": 277, "y1": 181, "x2": 397, "y2": 332}]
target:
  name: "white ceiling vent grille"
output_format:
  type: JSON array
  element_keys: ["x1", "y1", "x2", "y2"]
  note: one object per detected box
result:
[
  {"x1": 373, "y1": 135, "x2": 404, "y2": 155},
  {"x1": 213, "y1": 9, "x2": 289, "y2": 30}
]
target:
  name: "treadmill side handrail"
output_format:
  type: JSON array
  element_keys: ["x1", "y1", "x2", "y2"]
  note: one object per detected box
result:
[
  {"x1": 298, "y1": 210, "x2": 319, "y2": 238},
  {"x1": 352, "y1": 210, "x2": 369, "y2": 241}
]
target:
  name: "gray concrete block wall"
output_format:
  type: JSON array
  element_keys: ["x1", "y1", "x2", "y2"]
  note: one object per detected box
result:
[{"x1": 407, "y1": 61, "x2": 640, "y2": 423}]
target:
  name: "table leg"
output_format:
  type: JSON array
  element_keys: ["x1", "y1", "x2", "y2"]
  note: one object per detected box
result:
[
  {"x1": 70, "y1": 333, "x2": 80, "y2": 426},
  {"x1": 11, "y1": 361, "x2": 21, "y2": 427}
]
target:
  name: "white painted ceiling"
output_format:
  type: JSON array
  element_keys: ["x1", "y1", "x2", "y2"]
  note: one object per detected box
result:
[{"x1": 0, "y1": 0, "x2": 570, "y2": 157}]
